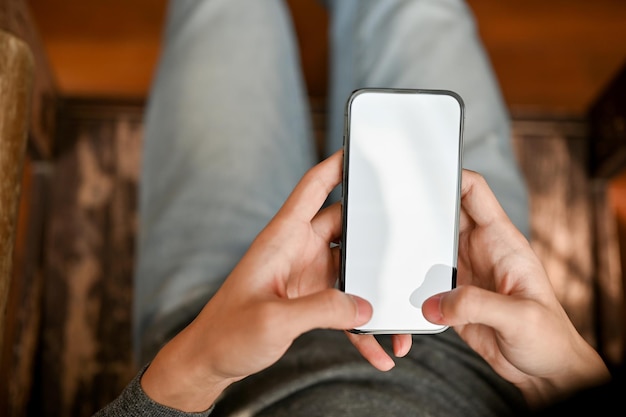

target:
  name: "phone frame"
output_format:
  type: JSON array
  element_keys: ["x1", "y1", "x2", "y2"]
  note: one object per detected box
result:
[{"x1": 339, "y1": 88, "x2": 464, "y2": 334}]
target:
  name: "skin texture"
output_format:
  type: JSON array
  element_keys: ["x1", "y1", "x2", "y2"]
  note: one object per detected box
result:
[
  {"x1": 141, "y1": 152, "x2": 609, "y2": 413},
  {"x1": 421, "y1": 170, "x2": 610, "y2": 408},
  {"x1": 141, "y1": 151, "x2": 410, "y2": 412}
]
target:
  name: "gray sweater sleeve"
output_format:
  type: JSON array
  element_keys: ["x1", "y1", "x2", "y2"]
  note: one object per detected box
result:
[{"x1": 92, "y1": 365, "x2": 214, "y2": 417}]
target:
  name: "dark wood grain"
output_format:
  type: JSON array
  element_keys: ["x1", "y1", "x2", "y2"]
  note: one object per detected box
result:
[
  {"x1": 26, "y1": 0, "x2": 626, "y2": 115},
  {"x1": 588, "y1": 63, "x2": 626, "y2": 366},
  {"x1": 589, "y1": 62, "x2": 626, "y2": 178},
  {"x1": 36, "y1": 99, "x2": 142, "y2": 416},
  {"x1": 513, "y1": 117, "x2": 598, "y2": 346},
  {"x1": 512, "y1": 114, "x2": 624, "y2": 367}
]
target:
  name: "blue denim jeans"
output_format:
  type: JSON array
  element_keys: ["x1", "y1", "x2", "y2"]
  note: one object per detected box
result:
[{"x1": 133, "y1": 0, "x2": 529, "y2": 365}]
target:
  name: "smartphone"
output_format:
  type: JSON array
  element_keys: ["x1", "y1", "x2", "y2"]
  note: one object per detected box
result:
[{"x1": 340, "y1": 88, "x2": 464, "y2": 334}]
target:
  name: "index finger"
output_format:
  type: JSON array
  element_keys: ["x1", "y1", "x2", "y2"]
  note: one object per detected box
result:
[{"x1": 279, "y1": 150, "x2": 343, "y2": 222}]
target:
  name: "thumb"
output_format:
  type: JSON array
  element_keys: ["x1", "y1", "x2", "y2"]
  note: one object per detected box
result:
[
  {"x1": 283, "y1": 289, "x2": 373, "y2": 336},
  {"x1": 422, "y1": 285, "x2": 520, "y2": 331}
]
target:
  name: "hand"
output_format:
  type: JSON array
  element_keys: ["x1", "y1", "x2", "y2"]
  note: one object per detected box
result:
[
  {"x1": 141, "y1": 150, "x2": 410, "y2": 412},
  {"x1": 422, "y1": 170, "x2": 610, "y2": 408}
]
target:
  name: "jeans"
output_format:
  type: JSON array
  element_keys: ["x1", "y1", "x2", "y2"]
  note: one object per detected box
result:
[{"x1": 133, "y1": 0, "x2": 529, "y2": 365}]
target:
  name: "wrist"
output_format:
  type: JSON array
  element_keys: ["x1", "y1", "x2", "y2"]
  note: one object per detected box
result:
[
  {"x1": 140, "y1": 331, "x2": 234, "y2": 413},
  {"x1": 523, "y1": 337, "x2": 611, "y2": 409}
]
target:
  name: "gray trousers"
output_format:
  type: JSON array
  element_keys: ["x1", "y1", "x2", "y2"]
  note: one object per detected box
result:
[{"x1": 133, "y1": 1, "x2": 529, "y2": 414}]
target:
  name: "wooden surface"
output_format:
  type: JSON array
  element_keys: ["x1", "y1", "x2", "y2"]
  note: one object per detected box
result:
[
  {"x1": 4, "y1": 0, "x2": 625, "y2": 415},
  {"x1": 26, "y1": 0, "x2": 626, "y2": 116},
  {"x1": 30, "y1": 100, "x2": 621, "y2": 416},
  {"x1": 36, "y1": 99, "x2": 143, "y2": 416},
  {"x1": 594, "y1": 179, "x2": 625, "y2": 366},
  {"x1": 589, "y1": 63, "x2": 626, "y2": 178},
  {"x1": 468, "y1": 0, "x2": 626, "y2": 115},
  {"x1": 592, "y1": 66, "x2": 626, "y2": 366},
  {"x1": 0, "y1": 29, "x2": 33, "y2": 415},
  {"x1": 512, "y1": 116, "x2": 625, "y2": 367},
  {"x1": 610, "y1": 174, "x2": 626, "y2": 348}
]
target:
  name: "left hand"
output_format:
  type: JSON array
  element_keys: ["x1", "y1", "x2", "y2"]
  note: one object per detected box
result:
[
  {"x1": 141, "y1": 150, "x2": 411, "y2": 412},
  {"x1": 421, "y1": 170, "x2": 610, "y2": 408}
]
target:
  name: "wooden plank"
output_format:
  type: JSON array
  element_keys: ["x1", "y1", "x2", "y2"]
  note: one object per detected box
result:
[
  {"x1": 512, "y1": 117, "x2": 598, "y2": 346},
  {"x1": 37, "y1": 99, "x2": 142, "y2": 416},
  {"x1": 588, "y1": 62, "x2": 626, "y2": 367},
  {"x1": 592, "y1": 181, "x2": 625, "y2": 368},
  {"x1": 607, "y1": 170, "x2": 626, "y2": 366},
  {"x1": 588, "y1": 62, "x2": 626, "y2": 178},
  {"x1": 26, "y1": 0, "x2": 626, "y2": 115},
  {"x1": 467, "y1": 0, "x2": 626, "y2": 115},
  {"x1": 512, "y1": 115, "x2": 625, "y2": 367},
  {"x1": 0, "y1": 29, "x2": 33, "y2": 415},
  {"x1": 25, "y1": 0, "x2": 167, "y2": 99},
  {"x1": 33, "y1": 100, "x2": 622, "y2": 415}
]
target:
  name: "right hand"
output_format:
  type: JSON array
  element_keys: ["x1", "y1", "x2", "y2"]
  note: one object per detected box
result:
[{"x1": 422, "y1": 170, "x2": 610, "y2": 408}]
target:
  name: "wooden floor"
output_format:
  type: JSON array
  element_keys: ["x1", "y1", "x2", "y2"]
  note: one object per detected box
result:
[
  {"x1": 25, "y1": 0, "x2": 626, "y2": 244},
  {"x1": 26, "y1": 0, "x2": 626, "y2": 115},
  {"x1": 25, "y1": 99, "x2": 622, "y2": 417},
  {"x1": 7, "y1": 1, "x2": 626, "y2": 416},
  {"x1": 26, "y1": 0, "x2": 626, "y2": 200}
]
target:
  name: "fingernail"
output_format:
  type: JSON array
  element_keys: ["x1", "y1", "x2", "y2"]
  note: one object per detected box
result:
[
  {"x1": 424, "y1": 293, "x2": 445, "y2": 323},
  {"x1": 381, "y1": 357, "x2": 396, "y2": 372}
]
